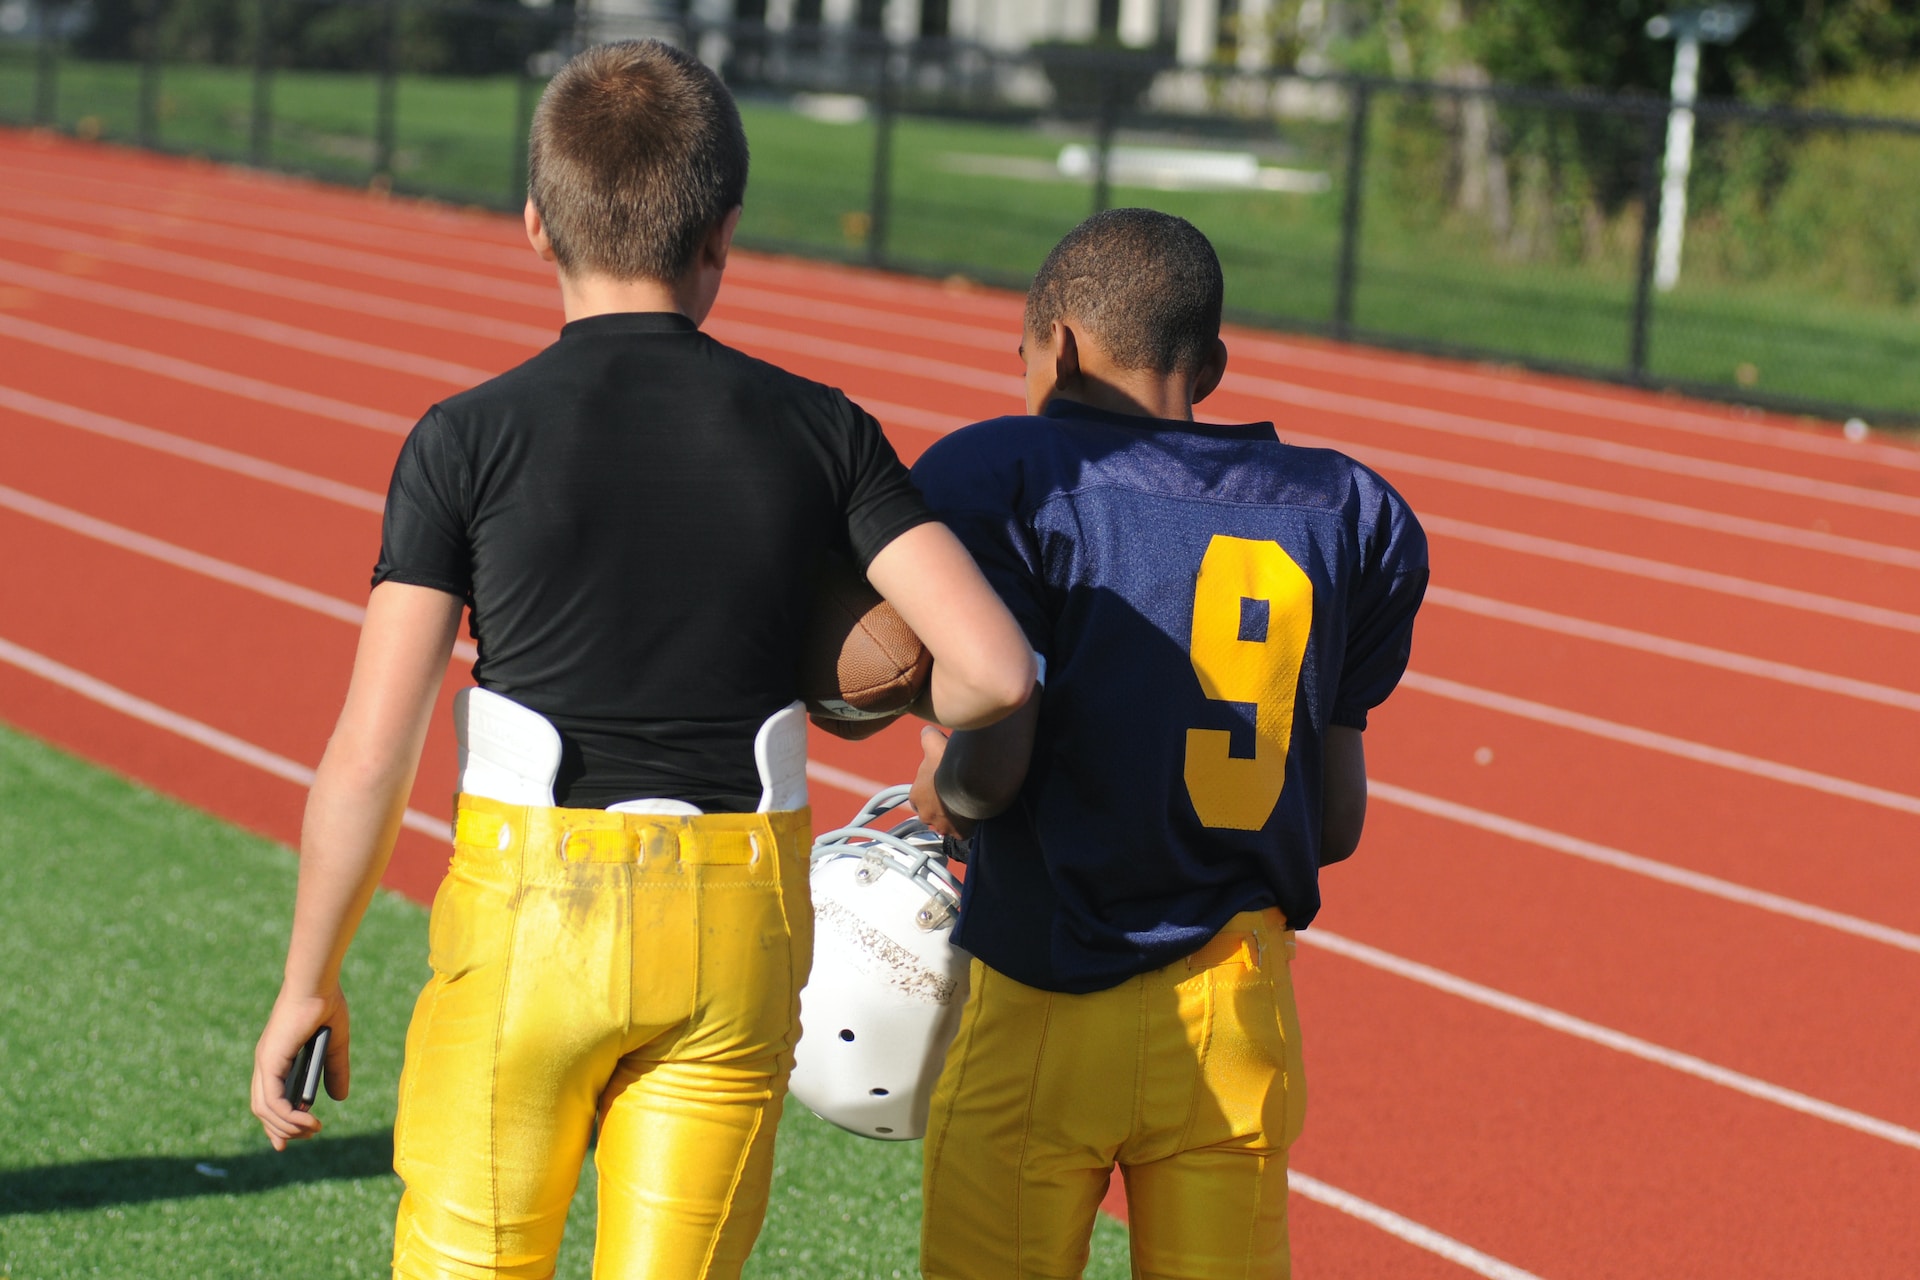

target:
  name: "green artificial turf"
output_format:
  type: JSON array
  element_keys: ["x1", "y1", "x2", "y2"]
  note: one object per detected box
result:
[
  {"x1": 0, "y1": 721, "x2": 1130, "y2": 1277},
  {"x1": 3, "y1": 51, "x2": 1916, "y2": 418}
]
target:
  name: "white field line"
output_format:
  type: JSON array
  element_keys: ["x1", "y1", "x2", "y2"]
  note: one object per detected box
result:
[
  {"x1": 0, "y1": 256, "x2": 493, "y2": 385},
  {"x1": 1304, "y1": 928, "x2": 1920, "y2": 1154},
  {"x1": 0, "y1": 384, "x2": 386, "y2": 513},
  {"x1": 10, "y1": 207, "x2": 1915, "y2": 578},
  {"x1": 1370, "y1": 781, "x2": 1920, "y2": 955},
  {"x1": 1423, "y1": 514, "x2": 1920, "y2": 636},
  {"x1": 1224, "y1": 330, "x2": 1920, "y2": 473},
  {"x1": 707, "y1": 317, "x2": 1016, "y2": 396},
  {"x1": 17, "y1": 147, "x2": 1918, "y2": 477},
  {"x1": 1285, "y1": 1173, "x2": 1548, "y2": 1280},
  {"x1": 1403, "y1": 671, "x2": 1920, "y2": 818},
  {"x1": 1426, "y1": 586, "x2": 1920, "y2": 712},
  {"x1": 0, "y1": 216, "x2": 554, "y2": 347},
  {"x1": 0, "y1": 313, "x2": 413, "y2": 434},
  {"x1": 1231, "y1": 373, "x2": 1920, "y2": 518},
  {"x1": 0, "y1": 188, "x2": 559, "y2": 310},
  {"x1": 10, "y1": 474, "x2": 1918, "y2": 957},
  {"x1": 0, "y1": 633, "x2": 449, "y2": 840},
  {"x1": 1285, "y1": 430, "x2": 1920, "y2": 571},
  {"x1": 0, "y1": 481, "x2": 481, "y2": 665}
]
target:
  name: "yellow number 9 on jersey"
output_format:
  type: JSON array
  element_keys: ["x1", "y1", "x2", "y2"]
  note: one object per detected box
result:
[{"x1": 1183, "y1": 535, "x2": 1314, "y2": 831}]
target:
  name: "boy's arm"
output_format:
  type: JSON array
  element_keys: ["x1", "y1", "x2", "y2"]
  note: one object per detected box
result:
[
  {"x1": 1319, "y1": 726, "x2": 1367, "y2": 865},
  {"x1": 250, "y1": 582, "x2": 462, "y2": 1149},
  {"x1": 864, "y1": 522, "x2": 1036, "y2": 730},
  {"x1": 909, "y1": 690, "x2": 1040, "y2": 840}
]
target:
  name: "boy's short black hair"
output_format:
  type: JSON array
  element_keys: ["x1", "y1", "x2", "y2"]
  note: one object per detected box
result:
[
  {"x1": 528, "y1": 40, "x2": 749, "y2": 283},
  {"x1": 1025, "y1": 209, "x2": 1224, "y2": 375}
]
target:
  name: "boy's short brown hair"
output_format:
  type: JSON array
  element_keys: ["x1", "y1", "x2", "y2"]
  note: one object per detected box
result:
[
  {"x1": 528, "y1": 40, "x2": 749, "y2": 283},
  {"x1": 1026, "y1": 208, "x2": 1223, "y2": 375}
]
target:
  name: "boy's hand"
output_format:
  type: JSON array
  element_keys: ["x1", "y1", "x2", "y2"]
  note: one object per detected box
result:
[
  {"x1": 809, "y1": 711, "x2": 898, "y2": 742},
  {"x1": 910, "y1": 726, "x2": 976, "y2": 841},
  {"x1": 251, "y1": 986, "x2": 351, "y2": 1150}
]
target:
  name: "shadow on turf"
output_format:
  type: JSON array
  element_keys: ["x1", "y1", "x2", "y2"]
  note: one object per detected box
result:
[{"x1": 0, "y1": 1129, "x2": 395, "y2": 1215}]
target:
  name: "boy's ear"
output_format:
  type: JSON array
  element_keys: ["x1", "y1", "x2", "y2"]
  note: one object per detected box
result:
[
  {"x1": 703, "y1": 205, "x2": 744, "y2": 271},
  {"x1": 1052, "y1": 321, "x2": 1081, "y2": 386},
  {"x1": 1190, "y1": 338, "x2": 1229, "y2": 406},
  {"x1": 524, "y1": 199, "x2": 557, "y2": 264}
]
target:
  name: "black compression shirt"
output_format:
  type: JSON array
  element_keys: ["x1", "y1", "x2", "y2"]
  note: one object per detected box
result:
[{"x1": 372, "y1": 311, "x2": 933, "y2": 811}]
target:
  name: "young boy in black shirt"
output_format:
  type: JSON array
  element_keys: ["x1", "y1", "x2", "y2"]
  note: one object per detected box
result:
[{"x1": 247, "y1": 41, "x2": 1033, "y2": 1278}]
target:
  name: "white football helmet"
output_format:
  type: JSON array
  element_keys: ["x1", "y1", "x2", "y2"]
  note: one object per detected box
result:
[{"x1": 789, "y1": 786, "x2": 972, "y2": 1141}]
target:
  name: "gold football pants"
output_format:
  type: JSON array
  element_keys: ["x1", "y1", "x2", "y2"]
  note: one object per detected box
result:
[
  {"x1": 390, "y1": 794, "x2": 813, "y2": 1279},
  {"x1": 921, "y1": 909, "x2": 1306, "y2": 1280}
]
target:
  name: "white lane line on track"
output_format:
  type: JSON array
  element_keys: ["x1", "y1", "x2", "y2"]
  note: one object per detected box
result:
[
  {"x1": 0, "y1": 633, "x2": 449, "y2": 841},
  {"x1": 1370, "y1": 781, "x2": 1920, "y2": 955},
  {"x1": 1426, "y1": 586, "x2": 1920, "y2": 712},
  {"x1": 1285, "y1": 1173, "x2": 1548, "y2": 1280},
  {"x1": 0, "y1": 313, "x2": 413, "y2": 434},
  {"x1": 0, "y1": 189, "x2": 560, "y2": 310},
  {"x1": 17, "y1": 149, "x2": 1919, "y2": 479},
  {"x1": 11, "y1": 476, "x2": 1919, "y2": 957},
  {"x1": 1287, "y1": 430, "x2": 1920, "y2": 571},
  {"x1": 0, "y1": 481, "x2": 480, "y2": 664},
  {"x1": 1423, "y1": 514, "x2": 1920, "y2": 635},
  {"x1": 1304, "y1": 929, "x2": 1920, "y2": 1154},
  {"x1": 1232, "y1": 374, "x2": 1920, "y2": 518},
  {"x1": 1225, "y1": 331, "x2": 1920, "y2": 473},
  {"x1": 1403, "y1": 671, "x2": 1920, "y2": 817},
  {"x1": 0, "y1": 384, "x2": 386, "y2": 512},
  {"x1": 0, "y1": 217, "x2": 554, "y2": 347},
  {"x1": 0, "y1": 256, "x2": 494, "y2": 385}
]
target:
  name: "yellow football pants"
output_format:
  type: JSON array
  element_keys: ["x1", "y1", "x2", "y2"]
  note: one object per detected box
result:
[
  {"x1": 921, "y1": 909, "x2": 1306, "y2": 1280},
  {"x1": 389, "y1": 794, "x2": 813, "y2": 1280}
]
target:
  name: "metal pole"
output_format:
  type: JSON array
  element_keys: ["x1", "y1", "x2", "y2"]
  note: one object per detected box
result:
[
  {"x1": 248, "y1": 0, "x2": 272, "y2": 166},
  {"x1": 138, "y1": 0, "x2": 162, "y2": 146},
  {"x1": 865, "y1": 36, "x2": 895, "y2": 266},
  {"x1": 33, "y1": 0, "x2": 58, "y2": 127},
  {"x1": 1653, "y1": 30, "x2": 1699, "y2": 292},
  {"x1": 510, "y1": 58, "x2": 535, "y2": 206},
  {"x1": 1628, "y1": 111, "x2": 1663, "y2": 380},
  {"x1": 1331, "y1": 79, "x2": 1371, "y2": 341},
  {"x1": 372, "y1": 0, "x2": 398, "y2": 181},
  {"x1": 1090, "y1": 56, "x2": 1116, "y2": 217}
]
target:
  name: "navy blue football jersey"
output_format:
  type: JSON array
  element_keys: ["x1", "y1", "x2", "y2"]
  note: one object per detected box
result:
[{"x1": 911, "y1": 399, "x2": 1428, "y2": 994}]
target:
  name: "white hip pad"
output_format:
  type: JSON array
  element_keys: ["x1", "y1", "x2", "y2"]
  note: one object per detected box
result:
[
  {"x1": 453, "y1": 687, "x2": 562, "y2": 807},
  {"x1": 755, "y1": 701, "x2": 809, "y2": 813}
]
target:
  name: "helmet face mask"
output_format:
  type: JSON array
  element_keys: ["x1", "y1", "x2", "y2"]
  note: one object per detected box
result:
[{"x1": 789, "y1": 787, "x2": 973, "y2": 1141}]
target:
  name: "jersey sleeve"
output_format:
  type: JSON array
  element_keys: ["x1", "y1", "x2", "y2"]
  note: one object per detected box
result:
[
  {"x1": 1331, "y1": 473, "x2": 1429, "y2": 730},
  {"x1": 837, "y1": 397, "x2": 937, "y2": 569},
  {"x1": 910, "y1": 431, "x2": 1051, "y2": 652},
  {"x1": 371, "y1": 406, "x2": 475, "y2": 599}
]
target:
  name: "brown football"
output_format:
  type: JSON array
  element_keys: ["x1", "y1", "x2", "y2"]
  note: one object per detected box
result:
[{"x1": 801, "y1": 554, "x2": 932, "y2": 722}]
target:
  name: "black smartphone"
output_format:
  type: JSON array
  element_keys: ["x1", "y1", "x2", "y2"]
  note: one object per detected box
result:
[{"x1": 285, "y1": 1026, "x2": 330, "y2": 1112}]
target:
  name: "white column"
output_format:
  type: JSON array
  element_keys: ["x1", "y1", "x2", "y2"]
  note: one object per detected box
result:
[
  {"x1": 1654, "y1": 31, "x2": 1699, "y2": 292},
  {"x1": 886, "y1": 0, "x2": 919, "y2": 40},
  {"x1": 1058, "y1": 0, "x2": 1099, "y2": 41},
  {"x1": 1118, "y1": 0, "x2": 1157, "y2": 46},
  {"x1": 767, "y1": 0, "x2": 796, "y2": 29},
  {"x1": 823, "y1": 0, "x2": 856, "y2": 26},
  {"x1": 1237, "y1": 0, "x2": 1272, "y2": 69},
  {"x1": 1176, "y1": 0, "x2": 1218, "y2": 67}
]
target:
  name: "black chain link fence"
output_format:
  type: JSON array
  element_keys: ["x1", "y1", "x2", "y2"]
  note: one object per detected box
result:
[{"x1": 4, "y1": 5, "x2": 1918, "y2": 424}]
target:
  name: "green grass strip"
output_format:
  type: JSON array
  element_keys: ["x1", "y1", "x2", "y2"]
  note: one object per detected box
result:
[{"x1": 0, "y1": 720, "x2": 1129, "y2": 1276}]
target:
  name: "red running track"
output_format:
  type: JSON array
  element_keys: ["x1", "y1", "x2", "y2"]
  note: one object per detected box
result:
[{"x1": 3, "y1": 129, "x2": 1919, "y2": 1279}]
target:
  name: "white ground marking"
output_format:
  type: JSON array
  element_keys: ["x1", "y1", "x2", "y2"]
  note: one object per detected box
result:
[
  {"x1": 0, "y1": 313, "x2": 412, "y2": 434},
  {"x1": 1233, "y1": 373, "x2": 1920, "y2": 517},
  {"x1": 1402, "y1": 671, "x2": 1920, "y2": 817},
  {"x1": 1423, "y1": 514, "x2": 1920, "y2": 635},
  {"x1": 0, "y1": 216, "x2": 553, "y2": 346},
  {"x1": 1303, "y1": 929, "x2": 1920, "y2": 1153},
  {"x1": 0, "y1": 482, "x2": 479, "y2": 663},
  {"x1": 707, "y1": 318, "x2": 1015, "y2": 395},
  {"x1": 804, "y1": 760, "x2": 888, "y2": 799},
  {"x1": 0, "y1": 634, "x2": 448, "y2": 840},
  {"x1": 1426, "y1": 586, "x2": 1920, "y2": 712},
  {"x1": 0, "y1": 256, "x2": 493, "y2": 385},
  {"x1": 1370, "y1": 781, "x2": 1920, "y2": 954},
  {"x1": 1286, "y1": 1173, "x2": 1548, "y2": 1280},
  {"x1": 0, "y1": 384, "x2": 386, "y2": 512},
  {"x1": 1287, "y1": 430, "x2": 1920, "y2": 570}
]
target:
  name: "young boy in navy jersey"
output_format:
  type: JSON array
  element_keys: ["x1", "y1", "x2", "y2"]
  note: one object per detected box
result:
[
  {"x1": 909, "y1": 209, "x2": 1428, "y2": 1278},
  {"x1": 247, "y1": 40, "x2": 1033, "y2": 1278}
]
